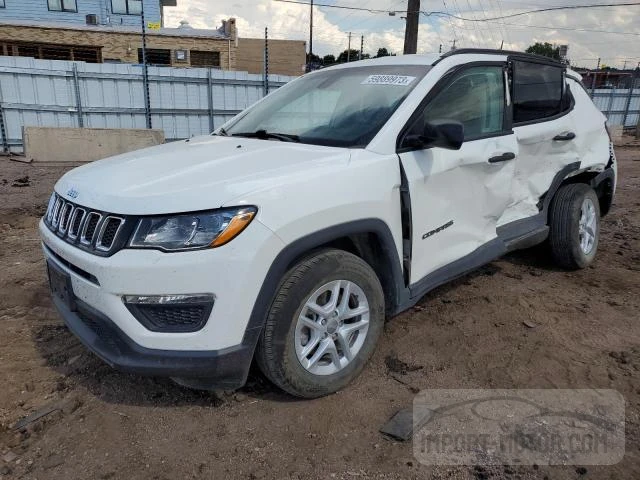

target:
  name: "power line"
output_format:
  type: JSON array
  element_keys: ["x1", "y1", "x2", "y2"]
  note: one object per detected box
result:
[
  {"x1": 421, "y1": 2, "x2": 640, "y2": 22},
  {"x1": 441, "y1": 0, "x2": 460, "y2": 45},
  {"x1": 482, "y1": 19, "x2": 640, "y2": 36},
  {"x1": 274, "y1": 0, "x2": 640, "y2": 20},
  {"x1": 451, "y1": 0, "x2": 477, "y2": 46},
  {"x1": 464, "y1": 0, "x2": 487, "y2": 45},
  {"x1": 476, "y1": 0, "x2": 499, "y2": 47},
  {"x1": 274, "y1": 0, "x2": 397, "y2": 13}
]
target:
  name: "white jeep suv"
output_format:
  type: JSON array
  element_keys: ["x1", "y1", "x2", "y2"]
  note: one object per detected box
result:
[{"x1": 40, "y1": 49, "x2": 617, "y2": 398}]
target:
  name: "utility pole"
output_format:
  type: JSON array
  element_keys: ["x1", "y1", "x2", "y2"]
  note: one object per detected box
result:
[
  {"x1": 359, "y1": 35, "x2": 363, "y2": 60},
  {"x1": 590, "y1": 57, "x2": 600, "y2": 97},
  {"x1": 403, "y1": 0, "x2": 420, "y2": 54},
  {"x1": 347, "y1": 32, "x2": 352, "y2": 62},
  {"x1": 307, "y1": 0, "x2": 313, "y2": 71},
  {"x1": 264, "y1": 27, "x2": 269, "y2": 96},
  {"x1": 140, "y1": 1, "x2": 151, "y2": 129}
]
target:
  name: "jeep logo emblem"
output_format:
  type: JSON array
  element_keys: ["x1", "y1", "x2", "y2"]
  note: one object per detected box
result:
[{"x1": 66, "y1": 188, "x2": 79, "y2": 199}]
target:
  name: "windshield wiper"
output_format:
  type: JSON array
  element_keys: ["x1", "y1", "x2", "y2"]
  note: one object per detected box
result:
[{"x1": 231, "y1": 129, "x2": 300, "y2": 143}]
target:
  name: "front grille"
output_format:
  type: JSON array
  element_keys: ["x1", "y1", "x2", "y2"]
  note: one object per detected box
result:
[{"x1": 44, "y1": 194, "x2": 127, "y2": 256}]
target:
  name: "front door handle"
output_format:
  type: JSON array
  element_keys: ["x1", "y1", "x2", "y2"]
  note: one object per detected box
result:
[
  {"x1": 488, "y1": 152, "x2": 516, "y2": 163},
  {"x1": 553, "y1": 132, "x2": 576, "y2": 141}
]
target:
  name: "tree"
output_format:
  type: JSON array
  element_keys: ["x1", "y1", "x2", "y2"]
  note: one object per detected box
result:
[
  {"x1": 322, "y1": 54, "x2": 336, "y2": 65},
  {"x1": 307, "y1": 53, "x2": 321, "y2": 64},
  {"x1": 525, "y1": 42, "x2": 560, "y2": 60},
  {"x1": 375, "y1": 47, "x2": 391, "y2": 58},
  {"x1": 336, "y1": 49, "x2": 365, "y2": 63}
]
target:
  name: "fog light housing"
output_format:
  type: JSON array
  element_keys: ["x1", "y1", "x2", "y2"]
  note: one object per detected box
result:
[{"x1": 123, "y1": 294, "x2": 215, "y2": 333}]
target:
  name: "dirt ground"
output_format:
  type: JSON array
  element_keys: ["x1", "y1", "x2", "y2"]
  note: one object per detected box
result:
[{"x1": 1, "y1": 142, "x2": 639, "y2": 480}]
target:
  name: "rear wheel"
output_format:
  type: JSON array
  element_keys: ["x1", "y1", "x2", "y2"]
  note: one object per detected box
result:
[
  {"x1": 256, "y1": 249, "x2": 385, "y2": 398},
  {"x1": 548, "y1": 183, "x2": 600, "y2": 269}
]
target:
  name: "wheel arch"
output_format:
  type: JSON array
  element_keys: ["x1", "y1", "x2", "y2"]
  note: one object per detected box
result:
[
  {"x1": 557, "y1": 168, "x2": 615, "y2": 217},
  {"x1": 242, "y1": 219, "x2": 407, "y2": 352}
]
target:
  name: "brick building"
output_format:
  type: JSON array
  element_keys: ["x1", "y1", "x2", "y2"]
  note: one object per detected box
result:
[{"x1": 0, "y1": 1, "x2": 306, "y2": 75}]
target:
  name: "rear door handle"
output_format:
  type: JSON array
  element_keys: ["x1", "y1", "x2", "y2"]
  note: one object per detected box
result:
[
  {"x1": 488, "y1": 152, "x2": 516, "y2": 163},
  {"x1": 553, "y1": 132, "x2": 576, "y2": 141}
]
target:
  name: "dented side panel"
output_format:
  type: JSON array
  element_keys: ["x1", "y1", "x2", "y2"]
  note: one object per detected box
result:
[
  {"x1": 498, "y1": 78, "x2": 610, "y2": 227},
  {"x1": 401, "y1": 134, "x2": 518, "y2": 284},
  {"x1": 569, "y1": 79, "x2": 612, "y2": 174}
]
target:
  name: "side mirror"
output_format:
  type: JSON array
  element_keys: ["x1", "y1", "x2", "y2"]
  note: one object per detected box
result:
[{"x1": 403, "y1": 120, "x2": 464, "y2": 151}]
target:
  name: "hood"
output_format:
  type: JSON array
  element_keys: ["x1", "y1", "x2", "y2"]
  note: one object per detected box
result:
[{"x1": 55, "y1": 135, "x2": 351, "y2": 215}]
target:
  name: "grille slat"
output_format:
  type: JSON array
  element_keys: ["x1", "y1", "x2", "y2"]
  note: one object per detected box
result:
[
  {"x1": 44, "y1": 194, "x2": 126, "y2": 255},
  {"x1": 68, "y1": 208, "x2": 86, "y2": 240},
  {"x1": 51, "y1": 198, "x2": 64, "y2": 227},
  {"x1": 81, "y1": 212, "x2": 102, "y2": 245},
  {"x1": 59, "y1": 204, "x2": 74, "y2": 234},
  {"x1": 96, "y1": 216, "x2": 124, "y2": 251}
]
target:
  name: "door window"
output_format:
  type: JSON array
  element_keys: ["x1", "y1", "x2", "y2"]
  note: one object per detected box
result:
[
  {"x1": 413, "y1": 65, "x2": 505, "y2": 141},
  {"x1": 512, "y1": 61, "x2": 565, "y2": 123}
]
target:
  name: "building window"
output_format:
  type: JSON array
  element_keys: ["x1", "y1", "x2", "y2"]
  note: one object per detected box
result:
[
  {"x1": 138, "y1": 48, "x2": 171, "y2": 65},
  {"x1": 190, "y1": 51, "x2": 221, "y2": 68},
  {"x1": 1, "y1": 41, "x2": 101, "y2": 63},
  {"x1": 48, "y1": 0, "x2": 78, "y2": 12},
  {"x1": 112, "y1": 0, "x2": 142, "y2": 15},
  {"x1": 0, "y1": 0, "x2": 5, "y2": 8}
]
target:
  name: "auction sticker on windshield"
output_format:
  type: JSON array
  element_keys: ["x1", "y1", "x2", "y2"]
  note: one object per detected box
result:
[{"x1": 361, "y1": 75, "x2": 416, "y2": 86}]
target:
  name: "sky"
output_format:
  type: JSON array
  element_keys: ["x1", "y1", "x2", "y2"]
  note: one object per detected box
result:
[{"x1": 163, "y1": 0, "x2": 640, "y2": 69}]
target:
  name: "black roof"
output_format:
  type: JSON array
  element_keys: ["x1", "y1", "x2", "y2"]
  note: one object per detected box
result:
[{"x1": 437, "y1": 48, "x2": 563, "y2": 66}]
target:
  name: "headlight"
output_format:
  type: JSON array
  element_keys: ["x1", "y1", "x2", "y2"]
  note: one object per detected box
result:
[{"x1": 129, "y1": 207, "x2": 257, "y2": 251}]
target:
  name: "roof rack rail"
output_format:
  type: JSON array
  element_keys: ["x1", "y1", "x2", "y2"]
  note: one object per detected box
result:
[{"x1": 436, "y1": 48, "x2": 563, "y2": 65}]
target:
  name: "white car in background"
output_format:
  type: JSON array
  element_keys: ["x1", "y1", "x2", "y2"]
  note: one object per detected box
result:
[{"x1": 40, "y1": 49, "x2": 616, "y2": 398}]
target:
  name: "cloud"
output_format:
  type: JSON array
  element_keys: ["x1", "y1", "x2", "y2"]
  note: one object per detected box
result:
[{"x1": 164, "y1": 0, "x2": 640, "y2": 69}]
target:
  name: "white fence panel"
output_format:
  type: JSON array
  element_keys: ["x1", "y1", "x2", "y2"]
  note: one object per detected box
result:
[
  {"x1": 0, "y1": 56, "x2": 294, "y2": 153},
  {"x1": 591, "y1": 88, "x2": 640, "y2": 128}
]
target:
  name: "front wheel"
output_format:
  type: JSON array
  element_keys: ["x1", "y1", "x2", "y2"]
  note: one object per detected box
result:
[
  {"x1": 548, "y1": 183, "x2": 601, "y2": 270},
  {"x1": 256, "y1": 249, "x2": 385, "y2": 398}
]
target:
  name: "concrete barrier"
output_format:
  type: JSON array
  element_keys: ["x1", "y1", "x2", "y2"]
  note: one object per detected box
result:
[{"x1": 23, "y1": 127, "x2": 165, "y2": 163}]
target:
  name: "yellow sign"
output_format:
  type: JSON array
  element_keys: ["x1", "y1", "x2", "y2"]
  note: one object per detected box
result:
[{"x1": 147, "y1": 22, "x2": 161, "y2": 30}]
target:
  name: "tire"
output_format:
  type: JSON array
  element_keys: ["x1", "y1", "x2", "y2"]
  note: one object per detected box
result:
[
  {"x1": 548, "y1": 183, "x2": 600, "y2": 270},
  {"x1": 256, "y1": 249, "x2": 385, "y2": 398}
]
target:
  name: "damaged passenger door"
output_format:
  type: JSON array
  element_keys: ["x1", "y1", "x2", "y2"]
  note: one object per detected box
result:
[
  {"x1": 498, "y1": 58, "x2": 579, "y2": 226},
  {"x1": 398, "y1": 63, "x2": 518, "y2": 287}
]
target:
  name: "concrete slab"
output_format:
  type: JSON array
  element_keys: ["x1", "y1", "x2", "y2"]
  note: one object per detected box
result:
[{"x1": 23, "y1": 127, "x2": 165, "y2": 163}]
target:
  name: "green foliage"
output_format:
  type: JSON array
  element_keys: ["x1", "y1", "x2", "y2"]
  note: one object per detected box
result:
[
  {"x1": 525, "y1": 42, "x2": 561, "y2": 60},
  {"x1": 322, "y1": 54, "x2": 336, "y2": 65},
  {"x1": 336, "y1": 49, "x2": 366, "y2": 63}
]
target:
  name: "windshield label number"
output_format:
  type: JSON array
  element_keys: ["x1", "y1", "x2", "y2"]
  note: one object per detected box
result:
[{"x1": 361, "y1": 75, "x2": 416, "y2": 86}]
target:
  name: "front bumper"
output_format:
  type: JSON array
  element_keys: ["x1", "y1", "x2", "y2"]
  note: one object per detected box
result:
[
  {"x1": 40, "y1": 216, "x2": 285, "y2": 385},
  {"x1": 52, "y1": 293, "x2": 257, "y2": 387}
]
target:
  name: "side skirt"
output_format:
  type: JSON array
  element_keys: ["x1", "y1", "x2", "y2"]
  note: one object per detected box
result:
[{"x1": 396, "y1": 213, "x2": 551, "y2": 314}]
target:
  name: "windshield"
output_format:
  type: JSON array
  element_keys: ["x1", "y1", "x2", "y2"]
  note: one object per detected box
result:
[{"x1": 223, "y1": 65, "x2": 431, "y2": 148}]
